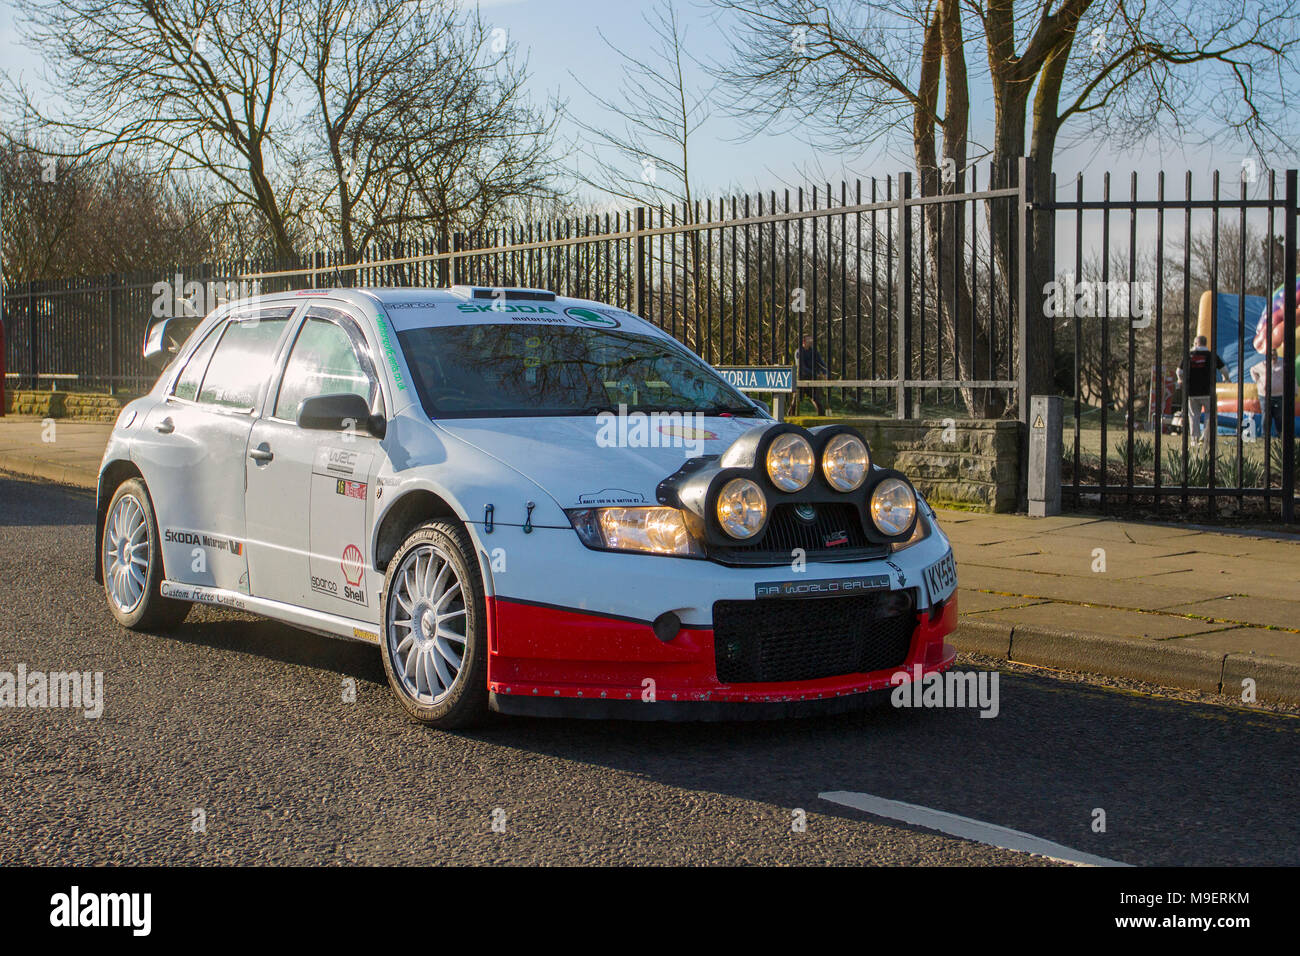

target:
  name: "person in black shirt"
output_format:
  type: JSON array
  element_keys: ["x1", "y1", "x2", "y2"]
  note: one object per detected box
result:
[
  {"x1": 1178, "y1": 336, "x2": 1225, "y2": 444},
  {"x1": 796, "y1": 334, "x2": 828, "y2": 416}
]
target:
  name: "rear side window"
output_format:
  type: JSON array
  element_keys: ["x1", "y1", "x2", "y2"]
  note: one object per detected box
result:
[
  {"x1": 171, "y1": 323, "x2": 222, "y2": 402},
  {"x1": 196, "y1": 310, "x2": 292, "y2": 410}
]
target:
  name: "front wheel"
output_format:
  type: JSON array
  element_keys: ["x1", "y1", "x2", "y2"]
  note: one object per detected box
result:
[
  {"x1": 101, "y1": 478, "x2": 190, "y2": 631},
  {"x1": 379, "y1": 520, "x2": 488, "y2": 728}
]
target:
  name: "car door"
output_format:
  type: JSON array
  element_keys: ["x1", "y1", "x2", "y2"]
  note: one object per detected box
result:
[
  {"x1": 135, "y1": 306, "x2": 296, "y2": 593},
  {"x1": 244, "y1": 306, "x2": 386, "y2": 618}
]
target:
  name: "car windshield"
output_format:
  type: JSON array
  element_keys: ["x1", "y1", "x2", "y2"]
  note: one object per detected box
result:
[{"x1": 396, "y1": 323, "x2": 761, "y2": 418}]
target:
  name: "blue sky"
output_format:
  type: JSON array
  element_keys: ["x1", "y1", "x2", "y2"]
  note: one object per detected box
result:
[{"x1": 1, "y1": 0, "x2": 1292, "y2": 203}]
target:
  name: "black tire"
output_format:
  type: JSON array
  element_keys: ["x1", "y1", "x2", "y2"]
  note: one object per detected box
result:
[
  {"x1": 101, "y1": 478, "x2": 190, "y2": 631},
  {"x1": 379, "y1": 520, "x2": 489, "y2": 728}
]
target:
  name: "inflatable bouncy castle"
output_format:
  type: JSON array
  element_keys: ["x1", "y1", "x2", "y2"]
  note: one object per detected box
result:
[{"x1": 1194, "y1": 283, "x2": 1300, "y2": 437}]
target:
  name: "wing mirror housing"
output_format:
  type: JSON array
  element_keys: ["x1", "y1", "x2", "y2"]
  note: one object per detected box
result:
[
  {"x1": 297, "y1": 393, "x2": 387, "y2": 439},
  {"x1": 142, "y1": 317, "x2": 201, "y2": 367}
]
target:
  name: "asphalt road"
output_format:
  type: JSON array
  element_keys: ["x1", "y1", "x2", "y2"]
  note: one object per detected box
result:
[{"x1": 1, "y1": 474, "x2": 1297, "y2": 866}]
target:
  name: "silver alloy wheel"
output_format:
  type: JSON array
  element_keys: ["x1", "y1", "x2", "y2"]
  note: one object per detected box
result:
[
  {"x1": 387, "y1": 544, "x2": 468, "y2": 705},
  {"x1": 104, "y1": 493, "x2": 149, "y2": 613}
]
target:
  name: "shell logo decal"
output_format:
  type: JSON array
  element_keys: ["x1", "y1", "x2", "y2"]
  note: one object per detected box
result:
[{"x1": 341, "y1": 545, "x2": 365, "y2": 587}]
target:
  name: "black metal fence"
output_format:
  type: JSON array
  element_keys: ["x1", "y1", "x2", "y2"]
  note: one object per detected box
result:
[
  {"x1": 1045, "y1": 168, "x2": 1297, "y2": 522},
  {"x1": 4, "y1": 159, "x2": 1296, "y2": 522},
  {"x1": 2, "y1": 167, "x2": 1026, "y2": 421}
]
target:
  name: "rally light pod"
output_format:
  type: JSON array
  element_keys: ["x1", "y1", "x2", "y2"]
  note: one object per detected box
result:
[
  {"x1": 656, "y1": 422, "x2": 902, "y2": 548},
  {"x1": 861, "y1": 468, "x2": 920, "y2": 543},
  {"x1": 656, "y1": 457, "x2": 770, "y2": 546},
  {"x1": 807, "y1": 424, "x2": 873, "y2": 491}
]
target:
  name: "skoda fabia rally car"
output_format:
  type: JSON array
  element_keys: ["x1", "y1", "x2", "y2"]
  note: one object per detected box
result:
[{"x1": 96, "y1": 286, "x2": 958, "y2": 727}]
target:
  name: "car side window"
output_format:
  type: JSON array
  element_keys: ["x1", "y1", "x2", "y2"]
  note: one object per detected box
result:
[
  {"x1": 196, "y1": 310, "x2": 292, "y2": 411},
  {"x1": 274, "y1": 312, "x2": 377, "y2": 422},
  {"x1": 171, "y1": 323, "x2": 223, "y2": 402}
]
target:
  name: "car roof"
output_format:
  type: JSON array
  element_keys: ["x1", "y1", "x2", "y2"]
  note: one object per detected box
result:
[{"x1": 239, "y1": 286, "x2": 670, "y2": 338}]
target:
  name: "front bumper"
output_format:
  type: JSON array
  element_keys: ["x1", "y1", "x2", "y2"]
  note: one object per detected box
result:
[{"x1": 485, "y1": 592, "x2": 958, "y2": 721}]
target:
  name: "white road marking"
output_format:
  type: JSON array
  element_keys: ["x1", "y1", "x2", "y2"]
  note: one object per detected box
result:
[{"x1": 818, "y1": 791, "x2": 1131, "y2": 867}]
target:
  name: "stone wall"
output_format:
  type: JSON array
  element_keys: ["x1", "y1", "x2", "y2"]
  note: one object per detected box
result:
[
  {"x1": 4, "y1": 390, "x2": 126, "y2": 422},
  {"x1": 788, "y1": 415, "x2": 1023, "y2": 512}
]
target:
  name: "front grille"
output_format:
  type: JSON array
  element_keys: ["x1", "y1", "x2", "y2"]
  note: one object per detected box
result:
[
  {"x1": 708, "y1": 502, "x2": 885, "y2": 566},
  {"x1": 713, "y1": 590, "x2": 916, "y2": 683}
]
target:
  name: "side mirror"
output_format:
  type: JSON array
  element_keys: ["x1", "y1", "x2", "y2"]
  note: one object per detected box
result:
[
  {"x1": 143, "y1": 317, "x2": 200, "y2": 366},
  {"x1": 298, "y1": 393, "x2": 387, "y2": 439}
]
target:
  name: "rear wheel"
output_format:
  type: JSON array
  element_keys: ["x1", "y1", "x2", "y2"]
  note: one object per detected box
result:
[
  {"x1": 379, "y1": 520, "x2": 488, "y2": 728},
  {"x1": 101, "y1": 478, "x2": 190, "y2": 631}
]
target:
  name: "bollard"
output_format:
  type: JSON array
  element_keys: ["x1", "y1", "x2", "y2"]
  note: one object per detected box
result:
[{"x1": 1028, "y1": 395, "x2": 1062, "y2": 517}]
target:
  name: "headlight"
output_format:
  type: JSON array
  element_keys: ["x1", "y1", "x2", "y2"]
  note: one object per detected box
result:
[
  {"x1": 870, "y1": 477, "x2": 916, "y2": 536},
  {"x1": 821, "y1": 434, "x2": 869, "y2": 491},
  {"x1": 765, "y1": 433, "x2": 815, "y2": 492},
  {"x1": 568, "y1": 507, "x2": 703, "y2": 556},
  {"x1": 891, "y1": 505, "x2": 931, "y2": 551},
  {"x1": 716, "y1": 477, "x2": 767, "y2": 539}
]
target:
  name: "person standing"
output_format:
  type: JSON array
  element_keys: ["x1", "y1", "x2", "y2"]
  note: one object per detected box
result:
[
  {"x1": 1178, "y1": 336, "x2": 1225, "y2": 444},
  {"x1": 796, "y1": 334, "x2": 828, "y2": 416},
  {"x1": 1250, "y1": 350, "x2": 1288, "y2": 437}
]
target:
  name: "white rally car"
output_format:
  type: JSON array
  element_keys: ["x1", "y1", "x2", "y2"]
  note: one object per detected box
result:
[{"x1": 96, "y1": 287, "x2": 958, "y2": 727}]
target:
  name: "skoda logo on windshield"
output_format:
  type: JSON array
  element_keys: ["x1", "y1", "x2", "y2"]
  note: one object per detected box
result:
[{"x1": 565, "y1": 306, "x2": 620, "y2": 328}]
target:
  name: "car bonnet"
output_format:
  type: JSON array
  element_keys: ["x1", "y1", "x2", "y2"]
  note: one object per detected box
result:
[{"x1": 433, "y1": 414, "x2": 761, "y2": 509}]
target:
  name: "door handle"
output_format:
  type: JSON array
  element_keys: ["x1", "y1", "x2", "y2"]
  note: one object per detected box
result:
[
  {"x1": 249, "y1": 444, "x2": 274, "y2": 463},
  {"x1": 154, "y1": 417, "x2": 175, "y2": 434}
]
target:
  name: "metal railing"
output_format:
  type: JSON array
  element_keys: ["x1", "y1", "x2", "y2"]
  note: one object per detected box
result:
[
  {"x1": 1042, "y1": 168, "x2": 1297, "y2": 522},
  {"x1": 1, "y1": 166, "x2": 1028, "y2": 421}
]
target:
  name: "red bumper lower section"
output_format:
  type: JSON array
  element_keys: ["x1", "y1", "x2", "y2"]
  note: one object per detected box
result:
[{"x1": 486, "y1": 593, "x2": 958, "y2": 713}]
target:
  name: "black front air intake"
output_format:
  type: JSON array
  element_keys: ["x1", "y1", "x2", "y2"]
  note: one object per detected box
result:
[{"x1": 713, "y1": 589, "x2": 915, "y2": 683}]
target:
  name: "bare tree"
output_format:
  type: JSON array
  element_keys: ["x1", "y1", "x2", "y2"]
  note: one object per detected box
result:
[
  {"x1": 293, "y1": 0, "x2": 558, "y2": 263},
  {"x1": 1, "y1": 136, "x2": 215, "y2": 281},
  {"x1": 565, "y1": 1, "x2": 712, "y2": 335},
  {"x1": 8, "y1": 0, "x2": 307, "y2": 259},
  {"x1": 6, "y1": 0, "x2": 561, "y2": 266}
]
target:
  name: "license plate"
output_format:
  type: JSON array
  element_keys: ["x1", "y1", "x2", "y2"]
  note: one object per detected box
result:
[{"x1": 922, "y1": 551, "x2": 957, "y2": 602}]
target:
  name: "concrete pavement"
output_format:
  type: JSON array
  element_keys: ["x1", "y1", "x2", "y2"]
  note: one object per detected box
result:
[
  {"x1": 2, "y1": 413, "x2": 1297, "y2": 704},
  {"x1": 942, "y1": 512, "x2": 1300, "y2": 705},
  {"x1": 0, "y1": 414, "x2": 108, "y2": 489}
]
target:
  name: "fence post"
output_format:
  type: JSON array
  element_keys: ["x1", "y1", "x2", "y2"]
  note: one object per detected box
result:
[
  {"x1": 1016, "y1": 156, "x2": 1033, "y2": 428},
  {"x1": 895, "y1": 171, "x2": 912, "y2": 419},
  {"x1": 108, "y1": 273, "x2": 119, "y2": 396},
  {"x1": 1283, "y1": 169, "x2": 1296, "y2": 524},
  {"x1": 634, "y1": 206, "x2": 647, "y2": 317},
  {"x1": 1015, "y1": 157, "x2": 1035, "y2": 511},
  {"x1": 28, "y1": 280, "x2": 38, "y2": 390}
]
